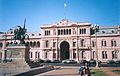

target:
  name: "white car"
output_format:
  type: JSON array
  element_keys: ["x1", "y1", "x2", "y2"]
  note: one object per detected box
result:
[{"x1": 62, "y1": 59, "x2": 77, "y2": 64}]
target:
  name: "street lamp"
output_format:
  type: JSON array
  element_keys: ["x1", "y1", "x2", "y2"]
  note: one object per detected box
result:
[
  {"x1": 92, "y1": 24, "x2": 99, "y2": 68},
  {"x1": 2, "y1": 32, "x2": 7, "y2": 63}
]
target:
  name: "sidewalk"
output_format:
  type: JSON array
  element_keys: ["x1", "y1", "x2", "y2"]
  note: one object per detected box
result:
[
  {"x1": 35, "y1": 66, "x2": 120, "y2": 76},
  {"x1": 35, "y1": 66, "x2": 80, "y2": 76},
  {"x1": 101, "y1": 67, "x2": 120, "y2": 76}
]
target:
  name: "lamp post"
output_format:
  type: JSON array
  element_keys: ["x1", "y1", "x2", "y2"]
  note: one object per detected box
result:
[
  {"x1": 2, "y1": 32, "x2": 7, "y2": 62},
  {"x1": 92, "y1": 24, "x2": 99, "y2": 68}
]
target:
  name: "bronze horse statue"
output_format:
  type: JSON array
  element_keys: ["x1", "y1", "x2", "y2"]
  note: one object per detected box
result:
[{"x1": 14, "y1": 20, "x2": 29, "y2": 44}]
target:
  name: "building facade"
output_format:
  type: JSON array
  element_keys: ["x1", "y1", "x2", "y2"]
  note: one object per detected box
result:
[{"x1": 0, "y1": 19, "x2": 120, "y2": 62}]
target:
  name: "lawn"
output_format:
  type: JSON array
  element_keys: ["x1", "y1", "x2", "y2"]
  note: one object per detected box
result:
[
  {"x1": 90, "y1": 68, "x2": 108, "y2": 76},
  {"x1": 112, "y1": 70, "x2": 120, "y2": 75}
]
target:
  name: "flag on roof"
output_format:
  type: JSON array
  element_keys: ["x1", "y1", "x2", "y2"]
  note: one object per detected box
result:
[{"x1": 64, "y1": 3, "x2": 67, "y2": 7}]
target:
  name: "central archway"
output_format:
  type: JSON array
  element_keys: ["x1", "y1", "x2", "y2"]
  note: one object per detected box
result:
[{"x1": 60, "y1": 41, "x2": 70, "y2": 60}]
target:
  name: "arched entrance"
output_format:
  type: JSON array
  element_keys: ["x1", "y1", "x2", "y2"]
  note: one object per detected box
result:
[{"x1": 60, "y1": 41, "x2": 70, "y2": 60}]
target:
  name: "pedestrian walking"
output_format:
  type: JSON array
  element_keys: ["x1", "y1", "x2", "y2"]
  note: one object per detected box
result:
[
  {"x1": 79, "y1": 62, "x2": 91, "y2": 76},
  {"x1": 84, "y1": 63, "x2": 91, "y2": 76},
  {"x1": 79, "y1": 65, "x2": 84, "y2": 76}
]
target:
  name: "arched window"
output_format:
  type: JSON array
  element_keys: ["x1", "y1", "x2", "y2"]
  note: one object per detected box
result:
[
  {"x1": 64, "y1": 29, "x2": 66, "y2": 35},
  {"x1": 6, "y1": 42, "x2": 9, "y2": 47},
  {"x1": 111, "y1": 30, "x2": 114, "y2": 33},
  {"x1": 0, "y1": 42, "x2": 3, "y2": 47},
  {"x1": 69, "y1": 29, "x2": 71, "y2": 34},
  {"x1": 82, "y1": 29, "x2": 84, "y2": 34},
  {"x1": 35, "y1": 52, "x2": 40, "y2": 58},
  {"x1": 58, "y1": 30, "x2": 60, "y2": 35},
  {"x1": 81, "y1": 51, "x2": 85, "y2": 60},
  {"x1": 66, "y1": 29, "x2": 68, "y2": 34},
  {"x1": 38, "y1": 52, "x2": 40, "y2": 58},
  {"x1": 93, "y1": 51, "x2": 96, "y2": 59},
  {"x1": 53, "y1": 29, "x2": 56, "y2": 35},
  {"x1": 30, "y1": 52, "x2": 33, "y2": 58},
  {"x1": 112, "y1": 51, "x2": 117, "y2": 59},
  {"x1": 111, "y1": 39, "x2": 117, "y2": 47},
  {"x1": 25, "y1": 42, "x2": 29, "y2": 46},
  {"x1": 37, "y1": 41, "x2": 40, "y2": 47},
  {"x1": 35, "y1": 52, "x2": 37, "y2": 58},
  {"x1": 101, "y1": 40, "x2": 107, "y2": 47},
  {"x1": 45, "y1": 30, "x2": 47, "y2": 35},
  {"x1": 45, "y1": 52, "x2": 47, "y2": 58},
  {"x1": 33, "y1": 41, "x2": 36, "y2": 47},
  {"x1": 102, "y1": 51, "x2": 107, "y2": 59},
  {"x1": 45, "y1": 40, "x2": 49, "y2": 47},
  {"x1": 84, "y1": 29, "x2": 86, "y2": 34},
  {"x1": 53, "y1": 50, "x2": 56, "y2": 58},
  {"x1": 81, "y1": 39, "x2": 86, "y2": 47},
  {"x1": 48, "y1": 30, "x2": 50, "y2": 35},
  {"x1": 79, "y1": 29, "x2": 81, "y2": 34},
  {"x1": 102, "y1": 31, "x2": 105, "y2": 33},
  {"x1": 73, "y1": 41, "x2": 76, "y2": 47},
  {"x1": 32, "y1": 34, "x2": 34, "y2": 36},
  {"x1": 10, "y1": 42, "x2": 13, "y2": 44},
  {"x1": 73, "y1": 28, "x2": 76, "y2": 35},
  {"x1": 45, "y1": 30, "x2": 50, "y2": 35},
  {"x1": 73, "y1": 49, "x2": 76, "y2": 58},
  {"x1": 92, "y1": 40, "x2": 95, "y2": 47},
  {"x1": 61, "y1": 29, "x2": 63, "y2": 35},
  {"x1": 30, "y1": 41, "x2": 33, "y2": 47}
]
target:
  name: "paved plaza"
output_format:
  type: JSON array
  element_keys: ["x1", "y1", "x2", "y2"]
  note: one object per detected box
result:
[
  {"x1": 35, "y1": 66, "x2": 80, "y2": 76},
  {"x1": 0, "y1": 64, "x2": 120, "y2": 76},
  {"x1": 102, "y1": 67, "x2": 120, "y2": 76},
  {"x1": 35, "y1": 66, "x2": 120, "y2": 76}
]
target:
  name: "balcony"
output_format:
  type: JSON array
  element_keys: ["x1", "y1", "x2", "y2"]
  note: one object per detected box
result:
[
  {"x1": 70, "y1": 46, "x2": 90, "y2": 50},
  {"x1": 79, "y1": 46, "x2": 90, "y2": 50}
]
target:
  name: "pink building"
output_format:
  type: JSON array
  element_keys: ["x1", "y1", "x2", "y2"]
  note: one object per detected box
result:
[{"x1": 0, "y1": 19, "x2": 120, "y2": 62}]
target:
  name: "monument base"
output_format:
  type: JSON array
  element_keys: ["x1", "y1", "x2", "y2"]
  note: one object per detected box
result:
[
  {"x1": 0, "y1": 59, "x2": 30, "y2": 69},
  {"x1": 5, "y1": 44, "x2": 31, "y2": 69}
]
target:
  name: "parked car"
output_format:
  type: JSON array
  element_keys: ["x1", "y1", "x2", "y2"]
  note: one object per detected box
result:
[
  {"x1": 80, "y1": 60, "x2": 89, "y2": 65},
  {"x1": 89, "y1": 60, "x2": 96, "y2": 64},
  {"x1": 68, "y1": 60, "x2": 77, "y2": 64},
  {"x1": 62, "y1": 59, "x2": 77, "y2": 64},
  {"x1": 89, "y1": 60, "x2": 101, "y2": 64},
  {"x1": 38, "y1": 59, "x2": 44, "y2": 63},
  {"x1": 107, "y1": 60, "x2": 116, "y2": 64},
  {"x1": 115, "y1": 60, "x2": 120, "y2": 64},
  {"x1": 44, "y1": 60, "x2": 52, "y2": 63},
  {"x1": 52, "y1": 60, "x2": 61, "y2": 63},
  {"x1": 62, "y1": 59, "x2": 69, "y2": 63}
]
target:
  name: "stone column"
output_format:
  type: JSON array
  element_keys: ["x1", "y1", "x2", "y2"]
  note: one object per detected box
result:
[
  {"x1": 79, "y1": 51, "x2": 82, "y2": 61},
  {"x1": 69, "y1": 48, "x2": 72, "y2": 60},
  {"x1": 2, "y1": 40, "x2": 7, "y2": 62},
  {"x1": 56, "y1": 47, "x2": 60, "y2": 60},
  {"x1": 55, "y1": 48, "x2": 58, "y2": 60},
  {"x1": 117, "y1": 50, "x2": 120, "y2": 60},
  {"x1": 2, "y1": 50, "x2": 7, "y2": 62}
]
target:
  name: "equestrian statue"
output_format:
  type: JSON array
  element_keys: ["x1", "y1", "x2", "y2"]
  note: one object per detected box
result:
[{"x1": 14, "y1": 19, "x2": 29, "y2": 44}]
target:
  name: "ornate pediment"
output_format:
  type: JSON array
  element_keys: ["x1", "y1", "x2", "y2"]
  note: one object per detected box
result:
[{"x1": 60, "y1": 19, "x2": 69, "y2": 26}]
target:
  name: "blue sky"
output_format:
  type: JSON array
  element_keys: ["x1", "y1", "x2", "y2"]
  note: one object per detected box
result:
[{"x1": 0, "y1": 0, "x2": 120, "y2": 32}]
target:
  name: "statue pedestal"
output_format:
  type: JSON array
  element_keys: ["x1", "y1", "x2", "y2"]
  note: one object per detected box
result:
[
  {"x1": 6, "y1": 44, "x2": 30, "y2": 69},
  {"x1": 0, "y1": 44, "x2": 43, "y2": 75}
]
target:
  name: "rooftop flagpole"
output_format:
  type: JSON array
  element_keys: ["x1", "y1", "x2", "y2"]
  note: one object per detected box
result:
[{"x1": 64, "y1": 3, "x2": 67, "y2": 19}]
